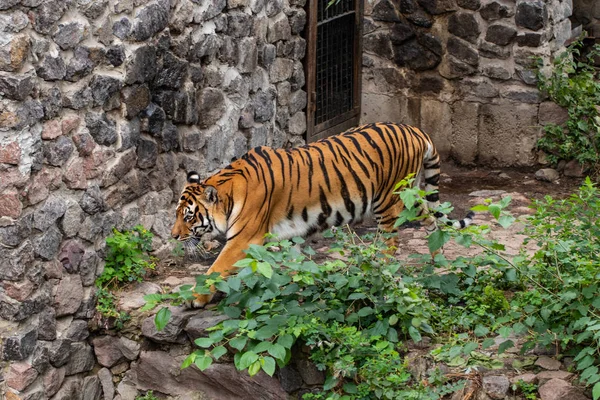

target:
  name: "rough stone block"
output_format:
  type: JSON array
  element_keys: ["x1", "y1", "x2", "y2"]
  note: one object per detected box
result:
[
  {"x1": 6, "y1": 362, "x2": 39, "y2": 391},
  {"x1": 420, "y1": 99, "x2": 452, "y2": 158},
  {"x1": 478, "y1": 103, "x2": 540, "y2": 166},
  {"x1": 450, "y1": 101, "x2": 479, "y2": 164}
]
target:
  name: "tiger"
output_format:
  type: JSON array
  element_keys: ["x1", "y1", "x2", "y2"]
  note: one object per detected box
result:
[{"x1": 171, "y1": 122, "x2": 474, "y2": 307}]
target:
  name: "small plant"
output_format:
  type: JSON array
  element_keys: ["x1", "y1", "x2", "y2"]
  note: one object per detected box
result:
[
  {"x1": 512, "y1": 379, "x2": 538, "y2": 400},
  {"x1": 535, "y1": 36, "x2": 600, "y2": 175},
  {"x1": 96, "y1": 225, "x2": 156, "y2": 328},
  {"x1": 135, "y1": 390, "x2": 159, "y2": 400}
]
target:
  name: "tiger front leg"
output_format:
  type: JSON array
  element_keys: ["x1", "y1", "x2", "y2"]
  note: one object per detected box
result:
[{"x1": 188, "y1": 236, "x2": 264, "y2": 308}]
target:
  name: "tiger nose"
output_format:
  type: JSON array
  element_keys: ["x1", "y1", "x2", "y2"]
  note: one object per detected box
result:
[{"x1": 171, "y1": 229, "x2": 180, "y2": 240}]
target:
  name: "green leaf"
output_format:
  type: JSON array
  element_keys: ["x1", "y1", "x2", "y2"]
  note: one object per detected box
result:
[
  {"x1": 277, "y1": 334, "x2": 294, "y2": 349},
  {"x1": 463, "y1": 342, "x2": 478, "y2": 355},
  {"x1": 211, "y1": 346, "x2": 227, "y2": 360},
  {"x1": 194, "y1": 354, "x2": 213, "y2": 371},
  {"x1": 323, "y1": 375, "x2": 339, "y2": 391},
  {"x1": 408, "y1": 326, "x2": 422, "y2": 343},
  {"x1": 592, "y1": 382, "x2": 600, "y2": 400},
  {"x1": 497, "y1": 215, "x2": 515, "y2": 228},
  {"x1": 498, "y1": 340, "x2": 514, "y2": 354},
  {"x1": 239, "y1": 351, "x2": 259, "y2": 370},
  {"x1": 268, "y1": 343, "x2": 287, "y2": 361},
  {"x1": 261, "y1": 356, "x2": 276, "y2": 376},
  {"x1": 389, "y1": 314, "x2": 399, "y2": 326},
  {"x1": 155, "y1": 307, "x2": 171, "y2": 331},
  {"x1": 474, "y1": 325, "x2": 489, "y2": 337},
  {"x1": 181, "y1": 353, "x2": 196, "y2": 369},
  {"x1": 230, "y1": 336, "x2": 248, "y2": 351},
  {"x1": 357, "y1": 307, "x2": 374, "y2": 317},
  {"x1": 428, "y1": 230, "x2": 451, "y2": 253},
  {"x1": 228, "y1": 276, "x2": 242, "y2": 291},
  {"x1": 488, "y1": 204, "x2": 501, "y2": 219},
  {"x1": 248, "y1": 360, "x2": 261, "y2": 376},
  {"x1": 256, "y1": 261, "x2": 273, "y2": 278},
  {"x1": 482, "y1": 338, "x2": 495, "y2": 349},
  {"x1": 222, "y1": 306, "x2": 242, "y2": 319},
  {"x1": 255, "y1": 324, "x2": 279, "y2": 340},
  {"x1": 343, "y1": 382, "x2": 358, "y2": 394},
  {"x1": 194, "y1": 337, "x2": 215, "y2": 348},
  {"x1": 470, "y1": 204, "x2": 488, "y2": 212}
]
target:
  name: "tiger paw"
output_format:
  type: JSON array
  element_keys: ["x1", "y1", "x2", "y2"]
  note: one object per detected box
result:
[{"x1": 185, "y1": 293, "x2": 214, "y2": 309}]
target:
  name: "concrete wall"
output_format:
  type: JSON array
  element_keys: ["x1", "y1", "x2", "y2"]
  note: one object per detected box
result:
[{"x1": 361, "y1": 0, "x2": 573, "y2": 166}]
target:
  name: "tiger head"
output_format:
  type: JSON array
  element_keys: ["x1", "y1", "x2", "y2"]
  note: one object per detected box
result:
[{"x1": 171, "y1": 171, "x2": 225, "y2": 246}]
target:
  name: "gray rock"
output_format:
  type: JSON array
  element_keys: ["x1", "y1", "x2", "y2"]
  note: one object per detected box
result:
[
  {"x1": 190, "y1": 34, "x2": 222, "y2": 62},
  {"x1": 517, "y1": 32, "x2": 543, "y2": 48},
  {"x1": 31, "y1": 0, "x2": 67, "y2": 34},
  {"x1": 482, "y1": 375, "x2": 510, "y2": 399},
  {"x1": 131, "y1": 0, "x2": 170, "y2": 41},
  {"x1": 393, "y1": 39, "x2": 441, "y2": 71},
  {"x1": 119, "y1": 120, "x2": 142, "y2": 152},
  {"x1": 34, "y1": 226, "x2": 63, "y2": 260},
  {"x1": 253, "y1": 89, "x2": 276, "y2": 122},
  {"x1": 85, "y1": 112, "x2": 118, "y2": 146},
  {"x1": 65, "y1": 47, "x2": 95, "y2": 82},
  {"x1": 227, "y1": 10, "x2": 253, "y2": 37},
  {"x1": 457, "y1": 0, "x2": 479, "y2": 9},
  {"x1": 54, "y1": 274, "x2": 84, "y2": 316},
  {"x1": 516, "y1": 0, "x2": 547, "y2": 31},
  {"x1": 98, "y1": 367, "x2": 115, "y2": 400},
  {"x1": 119, "y1": 336, "x2": 141, "y2": 360},
  {"x1": 38, "y1": 307, "x2": 57, "y2": 341},
  {"x1": 535, "y1": 168, "x2": 559, "y2": 182},
  {"x1": 448, "y1": 12, "x2": 480, "y2": 44},
  {"x1": 480, "y1": 1, "x2": 514, "y2": 20},
  {"x1": 278, "y1": 364, "x2": 303, "y2": 393},
  {"x1": 447, "y1": 37, "x2": 479, "y2": 66},
  {"x1": 141, "y1": 307, "x2": 193, "y2": 344},
  {"x1": 36, "y1": 55, "x2": 66, "y2": 81},
  {"x1": 47, "y1": 339, "x2": 73, "y2": 367},
  {"x1": 74, "y1": 287, "x2": 97, "y2": 319},
  {"x1": 289, "y1": 90, "x2": 307, "y2": 115},
  {"x1": 269, "y1": 57, "x2": 294, "y2": 82},
  {"x1": 64, "y1": 319, "x2": 89, "y2": 342},
  {"x1": 154, "y1": 52, "x2": 188, "y2": 88},
  {"x1": 296, "y1": 359, "x2": 325, "y2": 385},
  {"x1": 1, "y1": 324, "x2": 37, "y2": 361},
  {"x1": 107, "y1": 45, "x2": 126, "y2": 67},
  {"x1": 90, "y1": 75, "x2": 123, "y2": 108},
  {"x1": 288, "y1": 8, "x2": 306, "y2": 34},
  {"x1": 196, "y1": 88, "x2": 226, "y2": 128},
  {"x1": 40, "y1": 86, "x2": 62, "y2": 119},
  {"x1": 82, "y1": 376, "x2": 102, "y2": 400},
  {"x1": 268, "y1": 12, "x2": 291, "y2": 43},
  {"x1": 184, "y1": 310, "x2": 230, "y2": 340},
  {"x1": 535, "y1": 355, "x2": 562, "y2": 371},
  {"x1": 159, "y1": 120, "x2": 180, "y2": 152},
  {"x1": 65, "y1": 342, "x2": 95, "y2": 375},
  {"x1": 137, "y1": 138, "x2": 158, "y2": 169},
  {"x1": 485, "y1": 24, "x2": 517, "y2": 46},
  {"x1": 31, "y1": 342, "x2": 50, "y2": 373},
  {"x1": 92, "y1": 335, "x2": 125, "y2": 367},
  {"x1": 43, "y1": 136, "x2": 74, "y2": 167},
  {"x1": 34, "y1": 195, "x2": 67, "y2": 231},
  {"x1": 80, "y1": 185, "x2": 106, "y2": 215},
  {"x1": 54, "y1": 21, "x2": 88, "y2": 50},
  {"x1": 79, "y1": 251, "x2": 99, "y2": 286},
  {"x1": 468, "y1": 189, "x2": 506, "y2": 197},
  {"x1": 0, "y1": 0, "x2": 20, "y2": 10},
  {"x1": 125, "y1": 45, "x2": 158, "y2": 84},
  {"x1": 563, "y1": 160, "x2": 586, "y2": 177},
  {"x1": 483, "y1": 65, "x2": 511, "y2": 80},
  {"x1": 290, "y1": 61, "x2": 305, "y2": 90},
  {"x1": 479, "y1": 41, "x2": 511, "y2": 59},
  {"x1": 61, "y1": 200, "x2": 84, "y2": 238},
  {"x1": 42, "y1": 366, "x2": 66, "y2": 397},
  {"x1": 238, "y1": 37, "x2": 258, "y2": 74},
  {"x1": 113, "y1": 17, "x2": 132, "y2": 39},
  {"x1": 418, "y1": 0, "x2": 457, "y2": 14},
  {"x1": 1, "y1": 281, "x2": 51, "y2": 322},
  {"x1": 79, "y1": 0, "x2": 108, "y2": 19},
  {"x1": 63, "y1": 84, "x2": 94, "y2": 110},
  {"x1": 0, "y1": 71, "x2": 35, "y2": 101},
  {"x1": 52, "y1": 376, "x2": 83, "y2": 400}
]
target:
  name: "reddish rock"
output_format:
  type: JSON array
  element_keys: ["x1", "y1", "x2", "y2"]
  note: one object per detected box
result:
[
  {"x1": 538, "y1": 378, "x2": 587, "y2": 400},
  {"x1": 6, "y1": 362, "x2": 39, "y2": 391},
  {"x1": 61, "y1": 115, "x2": 81, "y2": 135},
  {"x1": 72, "y1": 131, "x2": 96, "y2": 156},
  {"x1": 510, "y1": 373, "x2": 537, "y2": 384},
  {"x1": 27, "y1": 167, "x2": 62, "y2": 205},
  {"x1": 535, "y1": 356, "x2": 561, "y2": 370},
  {"x1": 0, "y1": 191, "x2": 22, "y2": 218},
  {"x1": 54, "y1": 274, "x2": 84, "y2": 316},
  {"x1": 84, "y1": 149, "x2": 114, "y2": 180},
  {"x1": 42, "y1": 120, "x2": 62, "y2": 139},
  {"x1": 563, "y1": 160, "x2": 586, "y2": 177},
  {"x1": 92, "y1": 336, "x2": 125, "y2": 368},
  {"x1": 0, "y1": 142, "x2": 21, "y2": 164},
  {"x1": 43, "y1": 366, "x2": 66, "y2": 397},
  {"x1": 0, "y1": 168, "x2": 28, "y2": 192},
  {"x1": 3, "y1": 280, "x2": 35, "y2": 301},
  {"x1": 536, "y1": 370, "x2": 573, "y2": 385},
  {"x1": 43, "y1": 260, "x2": 63, "y2": 279},
  {"x1": 63, "y1": 158, "x2": 87, "y2": 189}
]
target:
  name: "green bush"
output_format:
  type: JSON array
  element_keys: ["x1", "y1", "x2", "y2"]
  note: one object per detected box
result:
[
  {"x1": 536, "y1": 37, "x2": 600, "y2": 173},
  {"x1": 96, "y1": 225, "x2": 155, "y2": 328}
]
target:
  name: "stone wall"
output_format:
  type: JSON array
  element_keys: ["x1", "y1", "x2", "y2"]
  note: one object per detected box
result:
[
  {"x1": 0, "y1": 0, "x2": 307, "y2": 398},
  {"x1": 572, "y1": 0, "x2": 600, "y2": 37},
  {"x1": 360, "y1": 0, "x2": 573, "y2": 166}
]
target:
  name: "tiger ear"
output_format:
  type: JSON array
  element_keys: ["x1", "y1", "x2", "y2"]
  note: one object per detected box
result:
[
  {"x1": 204, "y1": 186, "x2": 217, "y2": 203},
  {"x1": 187, "y1": 171, "x2": 200, "y2": 183}
]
